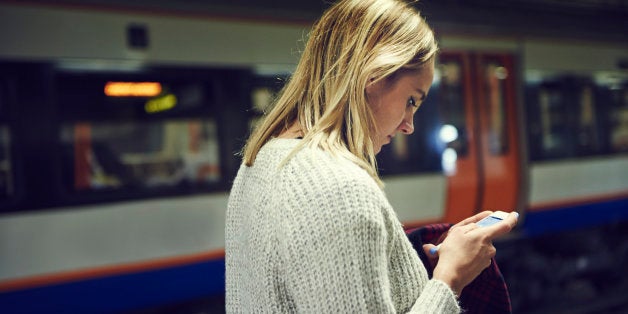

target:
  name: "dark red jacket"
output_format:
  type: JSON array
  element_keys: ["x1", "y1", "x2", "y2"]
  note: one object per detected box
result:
[{"x1": 406, "y1": 224, "x2": 512, "y2": 314}]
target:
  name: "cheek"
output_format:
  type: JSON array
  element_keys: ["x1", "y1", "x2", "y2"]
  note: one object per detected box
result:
[
  {"x1": 372, "y1": 109, "x2": 391, "y2": 131},
  {"x1": 370, "y1": 104, "x2": 386, "y2": 128},
  {"x1": 375, "y1": 113, "x2": 400, "y2": 138},
  {"x1": 385, "y1": 105, "x2": 408, "y2": 129}
]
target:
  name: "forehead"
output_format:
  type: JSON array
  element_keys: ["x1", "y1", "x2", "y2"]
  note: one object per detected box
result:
[{"x1": 395, "y1": 63, "x2": 435, "y2": 90}]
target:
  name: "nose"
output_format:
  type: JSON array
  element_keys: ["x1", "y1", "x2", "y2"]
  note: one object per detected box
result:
[{"x1": 399, "y1": 116, "x2": 414, "y2": 135}]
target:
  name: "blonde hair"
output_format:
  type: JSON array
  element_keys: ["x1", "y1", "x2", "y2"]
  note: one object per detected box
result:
[{"x1": 242, "y1": 0, "x2": 438, "y2": 185}]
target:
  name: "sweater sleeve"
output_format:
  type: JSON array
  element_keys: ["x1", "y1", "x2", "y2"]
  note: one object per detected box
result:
[
  {"x1": 278, "y1": 169, "x2": 459, "y2": 313},
  {"x1": 412, "y1": 280, "x2": 460, "y2": 313}
]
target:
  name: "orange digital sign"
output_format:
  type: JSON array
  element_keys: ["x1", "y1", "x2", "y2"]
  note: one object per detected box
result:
[{"x1": 104, "y1": 82, "x2": 162, "y2": 97}]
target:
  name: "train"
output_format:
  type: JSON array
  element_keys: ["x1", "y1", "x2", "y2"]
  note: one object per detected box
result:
[{"x1": 0, "y1": 1, "x2": 627, "y2": 313}]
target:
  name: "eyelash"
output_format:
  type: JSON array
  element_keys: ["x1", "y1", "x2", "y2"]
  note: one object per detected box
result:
[{"x1": 408, "y1": 96, "x2": 418, "y2": 108}]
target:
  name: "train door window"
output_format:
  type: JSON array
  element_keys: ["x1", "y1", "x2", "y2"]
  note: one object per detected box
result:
[
  {"x1": 483, "y1": 62, "x2": 509, "y2": 155},
  {"x1": 437, "y1": 60, "x2": 468, "y2": 157}
]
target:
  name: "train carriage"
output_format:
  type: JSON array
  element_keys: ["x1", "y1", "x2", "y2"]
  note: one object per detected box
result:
[{"x1": 0, "y1": 1, "x2": 627, "y2": 313}]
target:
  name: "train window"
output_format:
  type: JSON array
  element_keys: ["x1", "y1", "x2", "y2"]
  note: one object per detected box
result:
[
  {"x1": 525, "y1": 75, "x2": 621, "y2": 161},
  {"x1": 607, "y1": 82, "x2": 628, "y2": 153},
  {"x1": 540, "y1": 86, "x2": 567, "y2": 155},
  {"x1": 0, "y1": 77, "x2": 14, "y2": 201},
  {"x1": 61, "y1": 119, "x2": 220, "y2": 193},
  {"x1": 255, "y1": 75, "x2": 288, "y2": 103},
  {"x1": 526, "y1": 79, "x2": 572, "y2": 160},
  {"x1": 484, "y1": 62, "x2": 509, "y2": 155},
  {"x1": 252, "y1": 87, "x2": 273, "y2": 113},
  {"x1": 56, "y1": 70, "x2": 215, "y2": 122},
  {"x1": 0, "y1": 126, "x2": 13, "y2": 199},
  {"x1": 574, "y1": 84, "x2": 602, "y2": 155},
  {"x1": 0, "y1": 78, "x2": 4, "y2": 115},
  {"x1": 249, "y1": 75, "x2": 286, "y2": 134},
  {"x1": 52, "y1": 67, "x2": 234, "y2": 201}
]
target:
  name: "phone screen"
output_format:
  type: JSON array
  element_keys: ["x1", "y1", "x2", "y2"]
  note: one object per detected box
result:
[{"x1": 476, "y1": 215, "x2": 503, "y2": 227}]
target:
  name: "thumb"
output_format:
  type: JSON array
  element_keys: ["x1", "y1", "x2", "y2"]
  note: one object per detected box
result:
[{"x1": 422, "y1": 243, "x2": 440, "y2": 257}]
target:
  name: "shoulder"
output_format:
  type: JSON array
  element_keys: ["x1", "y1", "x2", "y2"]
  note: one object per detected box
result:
[
  {"x1": 276, "y1": 145, "x2": 390, "y2": 224},
  {"x1": 284, "y1": 145, "x2": 379, "y2": 195}
]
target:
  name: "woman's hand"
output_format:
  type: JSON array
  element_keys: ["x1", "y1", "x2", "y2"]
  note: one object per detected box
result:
[{"x1": 428, "y1": 211, "x2": 518, "y2": 296}]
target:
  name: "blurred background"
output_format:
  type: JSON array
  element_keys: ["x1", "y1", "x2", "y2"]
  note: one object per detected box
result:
[{"x1": 0, "y1": 0, "x2": 627, "y2": 313}]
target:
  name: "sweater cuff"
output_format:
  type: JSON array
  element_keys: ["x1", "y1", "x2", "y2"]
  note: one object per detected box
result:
[{"x1": 411, "y1": 279, "x2": 460, "y2": 313}]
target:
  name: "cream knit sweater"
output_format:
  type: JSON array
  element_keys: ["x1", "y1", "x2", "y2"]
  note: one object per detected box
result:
[{"x1": 226, "y1": 138, "x2": 460, "y2": 313}]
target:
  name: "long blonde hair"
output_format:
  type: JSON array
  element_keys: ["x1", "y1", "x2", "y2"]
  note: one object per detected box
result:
[{"x1": 242, "y1": 0, "x2": 438, "y2": 185}]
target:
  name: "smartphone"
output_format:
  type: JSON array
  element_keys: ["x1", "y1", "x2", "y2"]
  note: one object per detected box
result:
[
  {"x1": 429, "y1": 210, "x2": 516, "y2": 255},
  {"x1": 475, "y1": 210, "x2": 511, "y2": 227}
]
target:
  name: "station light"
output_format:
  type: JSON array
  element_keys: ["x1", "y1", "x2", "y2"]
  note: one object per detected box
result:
[{"x1": 439, "y1": 124, "x2": 459, "y2": 143}]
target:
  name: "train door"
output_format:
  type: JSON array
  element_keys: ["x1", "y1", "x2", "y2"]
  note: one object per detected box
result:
[{"x1": 439, "y1": 51, "x2": 523, "y2": 223}]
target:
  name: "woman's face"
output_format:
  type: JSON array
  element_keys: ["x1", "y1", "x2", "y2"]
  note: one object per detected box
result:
[{"x1": 366, "y1": 59, "x2": 435, "y2": 154}]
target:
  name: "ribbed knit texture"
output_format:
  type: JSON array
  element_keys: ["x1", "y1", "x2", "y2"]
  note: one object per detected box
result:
[{"x1": 226, "y1": 138, "x2": 460, "y2": 313}]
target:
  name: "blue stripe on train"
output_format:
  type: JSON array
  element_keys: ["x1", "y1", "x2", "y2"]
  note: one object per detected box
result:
[
  {"x1": 0, "y1": 258, "x2": 225, "y2": 314},
  {"x1": 523, "y1": 197, "x2": 628, "y2": 236}
]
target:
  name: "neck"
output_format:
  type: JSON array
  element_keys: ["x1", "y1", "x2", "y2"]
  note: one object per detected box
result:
[{"x1": 278, "y1": 123, "x2": 303, "y2": 139}]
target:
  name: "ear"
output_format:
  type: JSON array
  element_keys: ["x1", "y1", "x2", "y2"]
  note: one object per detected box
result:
[{"x1": 365, "y1": 77, "x2": 379, "y2": 95}]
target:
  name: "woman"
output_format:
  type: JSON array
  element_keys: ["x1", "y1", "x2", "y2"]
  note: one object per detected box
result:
[{"x1": 225, "y1": 0, "x2": 518, "y2": 312}]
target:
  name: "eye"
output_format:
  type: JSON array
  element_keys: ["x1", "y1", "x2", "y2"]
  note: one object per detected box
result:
[{"x1": 407, "y1": 96, "x2": 418, "y2": 108}]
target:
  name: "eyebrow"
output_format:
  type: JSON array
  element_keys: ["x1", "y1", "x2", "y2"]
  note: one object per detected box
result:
[{"x1": 415, "y1": 88, "x2": 427, "y2": 101}]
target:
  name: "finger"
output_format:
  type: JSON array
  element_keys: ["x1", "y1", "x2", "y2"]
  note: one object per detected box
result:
[
  {"x1": 455, "y1": 211, "x2": 493, "y2": 226},
  {"x1": 487, "y1": 244, "x2": 497, "y2": 258},
  {"x1": 456, "y1": 222, "x2": 481, "y2": 234},
  {"x1": 481, "y1": 212, "x2": 519, "y2": 239}
]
